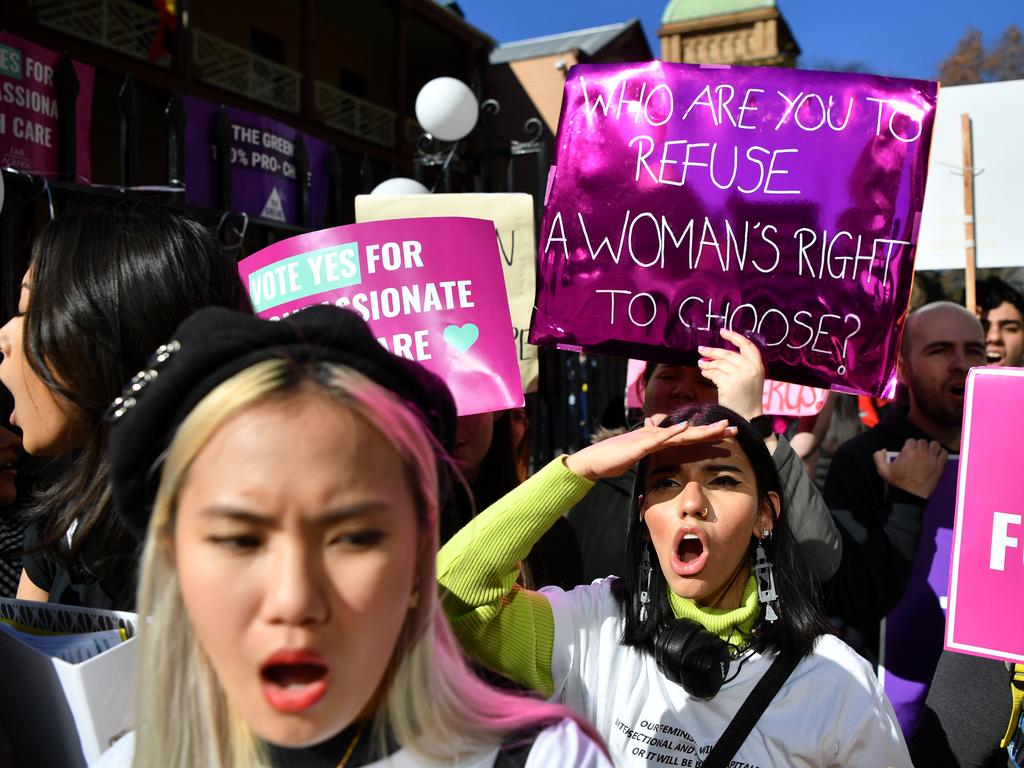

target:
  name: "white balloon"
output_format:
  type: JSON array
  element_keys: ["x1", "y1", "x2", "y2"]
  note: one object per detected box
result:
[
  {"x1": 371, "y1": 177, "x2": 430, "y2": 196},
  {"x1": 415, "y1": 77, "x2": 479, "y2": 142}
]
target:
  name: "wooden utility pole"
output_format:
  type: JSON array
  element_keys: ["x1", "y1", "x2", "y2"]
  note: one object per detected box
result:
[{"x1": 961, "y1": 113, "x2": 978, "y2": 313}]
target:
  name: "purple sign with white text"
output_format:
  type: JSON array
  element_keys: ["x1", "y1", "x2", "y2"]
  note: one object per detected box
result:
[
  {"x1": 183, "y1": 95, "x2": 329, "y2": 226},
  {"x1": 531, "y1": 62, "x2": 937, "y2": 395},
  {"x1": 238, "y1": 218, "x2": 523, "y2": 416}
]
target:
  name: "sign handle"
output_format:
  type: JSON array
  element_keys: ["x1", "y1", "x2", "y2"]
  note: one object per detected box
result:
[{"x1": 961, "y1": 113, "x2": 977, "y2": 313}]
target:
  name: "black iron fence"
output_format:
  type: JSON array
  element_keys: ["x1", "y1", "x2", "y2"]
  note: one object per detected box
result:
[{"x1": 0, "y1": 50, "x2": 628, "y2": 470}]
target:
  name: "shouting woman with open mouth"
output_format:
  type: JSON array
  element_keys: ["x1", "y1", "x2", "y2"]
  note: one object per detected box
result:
[
  {"x1": 96, "y1": 305, "x2": 610, "y2": 768},
  {"x1": 439, "y1": 404, "x2": 911, "y2": 767}
]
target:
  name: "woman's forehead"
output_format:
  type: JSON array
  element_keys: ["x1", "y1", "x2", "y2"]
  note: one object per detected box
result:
[{"x1": 646, "y1": 437, "x2": 750, "y2": 472}]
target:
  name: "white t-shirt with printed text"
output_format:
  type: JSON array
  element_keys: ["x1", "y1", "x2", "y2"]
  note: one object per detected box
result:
[
  {"x1": 93, "y1": 717, "x2": 610, "y2": 767},
  {"x1": 543, "y1": 579, "x2": 911, "y2": 768}
]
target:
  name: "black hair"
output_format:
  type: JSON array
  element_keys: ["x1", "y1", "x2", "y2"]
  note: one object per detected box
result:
[
  {"x1": 24, "y1": 202, "x2": 248, "y2": 606},
  {"x1": 642, "y1": 361, "x2": 657, "y2": 388},
  {"x1": 470, "y1": 411, "x2": 521, "y2": 511},
  {"x1": 612, "y1": 403, "x2": 834, "y2": 660},
  {"x1": 512, "y1": 404, "x2": 533, "y2": 482},
  {"x1": 443, "y1": 413, "x2": 521, "y2": 546},
  {"x1": 451, "y1": 410, "x2": 582, "y2": 587},
  {"x1": 977, "y1": 276, "x2": 1024, "y2": 320}
]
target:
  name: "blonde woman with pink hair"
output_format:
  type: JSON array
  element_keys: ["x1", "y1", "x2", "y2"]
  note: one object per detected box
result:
[{"x1": 96, "y1": 305, "x2": 609, "y2": 768}]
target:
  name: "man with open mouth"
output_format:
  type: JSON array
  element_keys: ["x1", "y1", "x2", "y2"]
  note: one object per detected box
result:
[
  {"x1": 977, "y1": 276, "x2": 1024, "y2": 368},
  {"x1": 822, "y1": 301, "x2": 986, "y2": 736}
]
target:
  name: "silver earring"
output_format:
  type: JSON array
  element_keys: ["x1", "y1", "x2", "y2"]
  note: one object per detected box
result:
[
  {"x1": 754, "y1": 534, "x2": 779, "y2": 623},
  {"x1": 639, "y1": 544, "x2": 653, "y2": 623}
]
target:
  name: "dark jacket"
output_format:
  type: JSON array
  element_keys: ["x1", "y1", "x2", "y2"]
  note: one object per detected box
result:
[
  {"x1": 910, "y1": 651, "x2": 1013, "y2": 768},
  {"x1": 822, "y1": 405, "x2": 949, "y2": 655}
]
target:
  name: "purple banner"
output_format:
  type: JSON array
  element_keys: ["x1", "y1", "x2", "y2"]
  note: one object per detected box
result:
[
  {"x1": 880, "y1": 458, "x2": 957, "y2": 737},
  {"x1": 182, "y1": 95, "x2": 329, "y2": 226},
  {"x1": 0, "y1": 32, "x2": 94, "y2": 182},
  {"x1": 531, "y1": 62, "x2": 938, "y2": 396}
]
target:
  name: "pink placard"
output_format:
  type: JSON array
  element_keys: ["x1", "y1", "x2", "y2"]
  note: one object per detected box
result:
[
  {"x1": 761, "y1": 380, "x2": 828, "y2": 417},
  {"x1": 945, "y1": 367, "x2": 1024, "y2": 664},
  {"x1": 624, "y1": 358, "x2": 826, "y2": 417},
  {"x1": 625, "y1": 359, "x2": 647, "y2": 409},
  {"x1": 238, "y1": 217, "x2": 523, "y2": 416},
  {"x1": 0, "y1": 32, "x2": 94, "y2": 182}
]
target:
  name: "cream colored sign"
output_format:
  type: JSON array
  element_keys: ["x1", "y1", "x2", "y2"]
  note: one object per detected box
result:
[{"x1": 356, "y1": 193, "x2": 538, "y2": 393}]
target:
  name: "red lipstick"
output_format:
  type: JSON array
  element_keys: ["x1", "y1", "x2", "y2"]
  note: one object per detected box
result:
[{"x1": 260, "y1": 649, "x2": 331, "y2": 713}]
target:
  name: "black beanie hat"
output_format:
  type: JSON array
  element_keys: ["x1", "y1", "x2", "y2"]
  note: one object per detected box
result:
[{"x1": 106, "y1": 304, "x2": 457, "y2": 540}]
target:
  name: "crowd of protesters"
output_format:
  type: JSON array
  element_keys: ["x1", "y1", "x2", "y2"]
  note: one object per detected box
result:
[{"x1": 0, "y1": 201, "x2": 1020, "y2": 767}]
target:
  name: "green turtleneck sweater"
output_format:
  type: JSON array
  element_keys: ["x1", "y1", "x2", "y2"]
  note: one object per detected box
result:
[{"x1": 437, "y1": 457, "x2": 761, "y2": 698}]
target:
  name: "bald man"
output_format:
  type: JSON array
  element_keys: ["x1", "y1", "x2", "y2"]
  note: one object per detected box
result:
[
  {"x1": 900, "y1": 302, "x2": 988, "y2": 443},
  {"x1": 823, "y1": 302, "x2": 986, "y2": 732},
  {"x1": 826, "y1": 302, "x2": 984, "y2": 545}
]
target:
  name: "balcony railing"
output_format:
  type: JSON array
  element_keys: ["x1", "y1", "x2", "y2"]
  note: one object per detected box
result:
[
  {"x1": 192, "y1": 29, "x2": 301, "y2": 114},
  {"x1": 26, "y1": 0, "x2": 170, "y2": 66},
  {"x1": 314, "y1": 81, "x2": 395, "y2": 148},
  {"x1": 24, "y1": 5, "x2": 398, "y2": 148}
]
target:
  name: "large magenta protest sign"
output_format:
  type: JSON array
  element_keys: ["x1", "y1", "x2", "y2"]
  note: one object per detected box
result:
[
  {"x1": 0, "y1": 33, "x2": 94, "y2": 182},
  {"x1": 183, "y1": 96, "x2": 329, "y2": 226},
  {"x1": 946, "y1": 367, "x2": 1024, "y2": 665},
  {"x1": 532, "y1": 62, "x2": 937, "y2": 396},
  {"x1": 239, "y1": 218, "x2": 523, "y2": 416}
]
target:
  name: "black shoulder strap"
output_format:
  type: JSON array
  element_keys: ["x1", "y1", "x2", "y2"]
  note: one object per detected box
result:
[
  {"x1": 492, "y1": 739, "x2": 534, "y2": 768},
  {"x1": 700, "y1": 651, "x2": 802, "y2": 768}
]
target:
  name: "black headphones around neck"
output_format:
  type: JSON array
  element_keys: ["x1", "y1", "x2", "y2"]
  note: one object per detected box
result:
[{"x1": 654, "y1": 618, "x2": 732, "y2": 700}]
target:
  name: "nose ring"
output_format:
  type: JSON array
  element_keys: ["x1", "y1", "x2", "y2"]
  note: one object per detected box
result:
[{"x1": 697, "y1": 506, "x2": 709, "y2": 520}]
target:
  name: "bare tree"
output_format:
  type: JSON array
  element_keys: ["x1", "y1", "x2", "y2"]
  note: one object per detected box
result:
[
  {"x1": 938, "y1": 24, "x2": 1024, "y2": 84},
  {"x1": 938, "y1": 27, "x2": 985, "y2": 85},
  {"x1": 982, "y1": 24, "x2": 1024, "y2": 81}
]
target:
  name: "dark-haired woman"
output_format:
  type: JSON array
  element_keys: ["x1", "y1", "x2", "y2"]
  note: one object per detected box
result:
[
  {"x1": 0, "y1": 204, "x2": 248, "y2": 609},
  {"x1": 439, "y1": 405, "x2": 910, "y2": 766}
]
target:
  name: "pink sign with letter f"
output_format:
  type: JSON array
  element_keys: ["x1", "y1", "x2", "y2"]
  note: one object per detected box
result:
[{"x1": 946, "y1": 367, "x2": 1024, "y2": 664}]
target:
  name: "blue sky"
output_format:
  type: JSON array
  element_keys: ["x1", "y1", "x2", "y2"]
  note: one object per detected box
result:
[{"x1": 456, "y1": 0, "x2": 1022, "y2": 81}]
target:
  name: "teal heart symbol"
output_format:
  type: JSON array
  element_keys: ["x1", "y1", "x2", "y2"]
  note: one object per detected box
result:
[{"x1": 443, "y1": 323, "x2": 480, "y2": 354}]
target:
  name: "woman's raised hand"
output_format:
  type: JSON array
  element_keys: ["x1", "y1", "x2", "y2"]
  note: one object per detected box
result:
[
  {"x1": 565, "y1": 417, "x2": 737, "y2": 482},
  {"x1": 697, "y1": 329, "x2": 766, "y2": 421}
]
